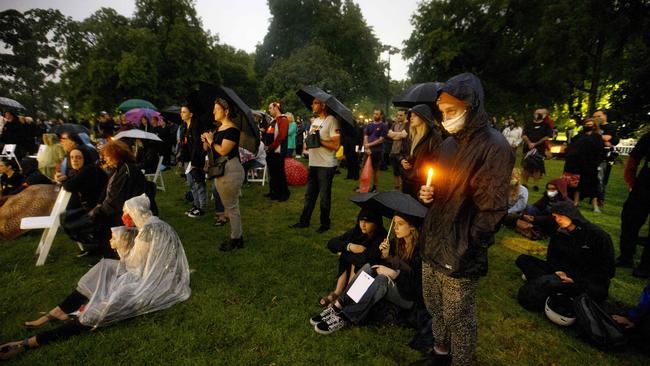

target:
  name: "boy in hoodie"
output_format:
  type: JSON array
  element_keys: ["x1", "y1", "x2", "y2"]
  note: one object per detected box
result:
[
  {"x1": 417, "y1": 73, "x2": 514, "y2": 365},
  {"x1": 516, "y1": 201, "x2": 615, "y2": 310}
]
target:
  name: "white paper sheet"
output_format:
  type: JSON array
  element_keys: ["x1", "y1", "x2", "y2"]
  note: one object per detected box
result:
[{"x1": 347, "y1": 271, "x2": 375, "y2": 303}]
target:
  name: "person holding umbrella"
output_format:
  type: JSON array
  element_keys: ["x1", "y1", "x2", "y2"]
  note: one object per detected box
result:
[
  {"x1": 202, "y1": 98, "x2": 245, "y2": 251},
  {"x1": 290, "y1": 96, "x2": 341, "y2": 233}
]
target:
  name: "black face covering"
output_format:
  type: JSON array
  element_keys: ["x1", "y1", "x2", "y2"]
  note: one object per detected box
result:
[{"x1": 583, "y1": 125, "x2": 594, "y2": 132}]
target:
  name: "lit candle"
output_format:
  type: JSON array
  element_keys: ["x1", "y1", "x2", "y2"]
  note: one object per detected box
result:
[{"x1": 426, "y1": 168, "x2": 434, "y2": 187}]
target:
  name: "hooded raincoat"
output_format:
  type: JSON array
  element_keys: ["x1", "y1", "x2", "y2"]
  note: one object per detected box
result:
[
  {"x1": 76, "y1": 194, "x2": 191, "y2": 327},
  {"x1": 421, "y1": 73, "x2": 515, "y2": 278}
]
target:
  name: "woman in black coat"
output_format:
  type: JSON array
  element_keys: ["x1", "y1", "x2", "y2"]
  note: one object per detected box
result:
[
  {"x1": 320, "y1": 208, "x2": 386, "y2": 307},
  {"x1": 563, "y1": 118, "x2": 604, "y2": 212},
  {"x1": 398, "y1": 104, "x2": 443, "y2": 199},
  {"x1": 63, "y1": 147, "x2": 108, "y2": 211}
]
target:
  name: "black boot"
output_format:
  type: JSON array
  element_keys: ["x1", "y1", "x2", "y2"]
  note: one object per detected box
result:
[{"x1": 219, "y1": 237, "x2": 244, "y2": 251}]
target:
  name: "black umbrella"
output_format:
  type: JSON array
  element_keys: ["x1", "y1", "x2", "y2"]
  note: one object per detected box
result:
[
  {"x1": 393, "y1": 82, "x2": 444, "y2": 108},
  {"x1": 296, "y1": 85, "x2": 356, "y2": 134},
  {"x1": 189, "y1": 81, "x2": 260, "y2": 153},
  {"x1": 0, "y1": 97, "x2": 25, "y2": 110},
  {"x1": 160, "y1": 105, "x2": 182, "y2": 125},
  {"x1": 50, "y1": 123, "x2": 90, "y2": 136},
  {"x1": 350, "y1": 191, "x2": 428, "y2": 224}
]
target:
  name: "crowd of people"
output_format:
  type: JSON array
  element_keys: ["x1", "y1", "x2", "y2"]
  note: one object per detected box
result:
[{"x1": 0, "y1": 71, "x2": 649, "y2": 365}]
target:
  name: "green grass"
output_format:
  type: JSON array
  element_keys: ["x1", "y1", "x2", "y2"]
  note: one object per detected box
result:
[{"x1": 1, "y1": 157, "x2": 648, "y2": 365}]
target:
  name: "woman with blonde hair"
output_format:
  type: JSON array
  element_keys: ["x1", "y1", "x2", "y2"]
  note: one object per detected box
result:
[
  {"x1": 37, "y1": 133, "x2": 65, "y2": 179},
  {"x1": 398, "y1": 104, "x2": 443, "y2": 199}
]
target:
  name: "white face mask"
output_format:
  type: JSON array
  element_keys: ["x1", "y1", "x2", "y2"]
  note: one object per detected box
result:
[
  {"x1": 442, "y1": 110, "x2": 467, "y2": 134},
  {"x1": 547, "y1": 190, "x2": 558, "y2": 198}
]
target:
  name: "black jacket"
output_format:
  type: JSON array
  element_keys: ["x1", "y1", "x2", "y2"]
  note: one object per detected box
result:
[
  {"x1": 421, "y1": 73, "x2": 515, "y2": 278},
  {"x1": 180, "y1": 119, "x2": 207, "y2": 168},
  {"x1": 399, "y1": 104, "x2": 443, "y2": 196},
  {"x1": 547, "y1": 201, "x2": 615, "y2": 300},
  {"x1": 91, "y1": 162, "x2": 145, "y2": 223},
  {"x1": 382, "y1": 243, "x2": 423, "y2": 303},
  {"x1": 63, "y1": 164, "x2": 108, "y2": 211}
]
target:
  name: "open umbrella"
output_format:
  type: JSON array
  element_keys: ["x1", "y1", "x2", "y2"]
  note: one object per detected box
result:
[
  {"x1": 118, "y1": 99, "x2": 157, "y2": 112},
  {"x1": 296, "y1": 86, "x2": 356, "y2": 135},
  {"x1": 392, "y1": 82, "x2": 444, "y2": 108},
  {"x1": 50, "y1": 123, "x2": 90, "y2": 136},
  {"x1": 161, "y1": 105, "x2": 182, "y2": 125},
  {"x1": 114, "y1": 129, "x2": 163, "y2": 142},
  {"x1": 0, "y1": 97, "x2": 25, "y2": 110},
  {"x1": 124, "y1": 108, "x2": 162, "y2": 126},
  {"x1": 189, "y1": 81, "x2": 260, "y2": 153},
  {"x1": 350, "y1": 191, "x2": 428, "y2": 224}
]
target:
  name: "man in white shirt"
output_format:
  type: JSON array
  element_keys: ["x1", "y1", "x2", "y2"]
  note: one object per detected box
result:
[
  {"x1": 290, "y1": 98, "x2": 340, "y2": 233},
  {"x1": 502, "y1": 117, "x2": 523, "y2": 154}
]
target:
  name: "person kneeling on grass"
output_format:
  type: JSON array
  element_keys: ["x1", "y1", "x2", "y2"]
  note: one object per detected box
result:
[
  {"x1": 0, "y1": 194, "x2": 191, "y2": 360},
  {"x1": 515, "y1": 200, "x2": 615, "y2": 311},
  {"x1": 311, "y1": 214, "x2": 421, "y2": 335},
  {"x1": 319, "y1": 208, "x2": 386, "y2": 307}
]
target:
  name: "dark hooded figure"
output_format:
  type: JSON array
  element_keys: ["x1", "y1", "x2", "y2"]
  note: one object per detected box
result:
[
  {"x1": 520, "y1": 178, "x2": 570, "y2": 237},
  {"x1": 319, "y1": 208, "x2": 387, "y2": 307},
  {"x1": 516, "y1": 201, "x2": 615, "y2": 311},
  {"x1": 416, "y1": 73, "x2": 514, "y2": 366},
  {"x1": 19, "y1": 158, "x2": 52, "y2": 186},
  {"x1": 398, "y1": 104, "x2": 443, "y2": 199}
]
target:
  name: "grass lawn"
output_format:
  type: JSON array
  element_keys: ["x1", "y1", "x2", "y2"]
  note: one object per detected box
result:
[{"x1": 1, "y1": 156, "x2": 648, "y2": 365}]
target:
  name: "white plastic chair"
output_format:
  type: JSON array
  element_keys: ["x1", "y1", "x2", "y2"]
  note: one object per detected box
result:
[
  {"x1": 0, "y1": 144, "x2": 21, "y2": 170},
  {"x1": 247, "y1": 165, "x2": 267, "y2": 186},
  {"x1": 20, "y1": 187, "x2": 72, "y2": 266},
  {"x1": 145, "y1": 155, "x2": 166, "y2": 191}
]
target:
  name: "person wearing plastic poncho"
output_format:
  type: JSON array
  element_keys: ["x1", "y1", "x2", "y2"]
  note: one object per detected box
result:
[{"x1": 0, "y1": 194, "x2": 191, "y2": 360}]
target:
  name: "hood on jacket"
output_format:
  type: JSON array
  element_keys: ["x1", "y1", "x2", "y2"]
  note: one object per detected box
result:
[
  {"x1": 409, "y1": 104, "x2": 435, "y2": 128},
  {"x1": 357, "y1": 207, "x2": 383, "y2": 226},
  {"x1": 550, "y1": 200, "x2": 589, "y2": 226},
  {"x1": 437, "y1": 73, "x2": 488, "y2": 139},
  {"x1": 548, "y1": 178, "x2": 569, "y2": 200},
  {"x1": 123, "y1": 194, "x2": 153, "y2": 229}
]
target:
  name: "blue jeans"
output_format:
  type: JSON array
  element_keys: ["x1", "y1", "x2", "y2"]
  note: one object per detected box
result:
[
  {"x1": 299, "y1": 166, "x2": 335, "y2": 227},
  {"x1": 186, "y1": 166, "x2": 207, "y2": 209},
  {"x1": 212, "y1": 183, "x2": 224, "y2": 214}
]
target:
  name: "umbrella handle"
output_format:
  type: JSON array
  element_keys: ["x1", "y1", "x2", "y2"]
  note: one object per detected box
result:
[{"x1": 385, "y1": 217, "x2": 394, "y2": 243}]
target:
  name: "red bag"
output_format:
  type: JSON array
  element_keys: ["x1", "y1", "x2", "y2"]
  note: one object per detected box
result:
[
  {"x1": 359, "y1": 155, "x2": 373, "y2": 193},
  {"x1": 561, "y1": 172, "x2": 581, "y2": 188}
]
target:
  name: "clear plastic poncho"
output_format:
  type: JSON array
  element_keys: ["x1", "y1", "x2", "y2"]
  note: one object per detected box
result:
[{"x1": 77, "y1": 194, "x2": 191, "y2": 328}]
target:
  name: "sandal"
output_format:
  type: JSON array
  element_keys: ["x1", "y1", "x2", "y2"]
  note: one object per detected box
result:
[
  {"x1": 0, "y1": 340, "x2": 26, "y2": 360},
  {"x1": 319, "y1": 292, "x2": 339, "y2": 307},
  {"x1": 23, "y1": 312, "x2": 62, "y2": 329}
]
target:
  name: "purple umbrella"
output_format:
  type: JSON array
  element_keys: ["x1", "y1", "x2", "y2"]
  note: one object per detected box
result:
[{"x1": 124, "y1": 108, "x2": 162, "y2": 127}]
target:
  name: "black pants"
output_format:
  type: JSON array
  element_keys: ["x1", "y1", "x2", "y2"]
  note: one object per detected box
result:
[
  {"x1": 267, "y1": 152, "x2": 290, "y2": 200},
  {"x1": 516, "y1": 254, "x2": 609, "y2": 303},
  {"x1": 343, "y1": 142, "x2": 359, "y2": 179},
  {"x1": 36, "y1": 290, "x2": 90, "y2": 345},
  {"x1": 299, "y1": 166, "x2": 335, "y2": 227},
  {"x1": 619, "y1": 185, "x2": 650, "y2": 270}
]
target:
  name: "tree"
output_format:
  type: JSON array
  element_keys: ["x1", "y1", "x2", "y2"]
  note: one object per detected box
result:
[
  {"x1": 0, "y1": 9, "x2": 71, "y2": 116},
  {"x1": 255, "y1": 0, "x2": 387, "y2": 104}
]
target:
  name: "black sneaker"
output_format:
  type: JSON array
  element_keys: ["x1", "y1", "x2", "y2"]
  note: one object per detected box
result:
[
  {"x1": 289, "y1": 222, "x2": 309, "y2": 229},
  {"x1": 615, "y1": 256, "x2": 634, "y2": 268},
  {"x1": 316, "y1": 225, "x2": 330, "y2": 233},
  {"x1": 314, "y1": 312, "x2": 346, "y2": 335},
  {"x1": 185, "y1": 206, "x2": 197, "y2": 216},
  {"x1": 187, "y1": 208, "x2": 205, "y2": 218},
  {"x1": 309, "y1": 306, "x2": 339, "y2": 326}
]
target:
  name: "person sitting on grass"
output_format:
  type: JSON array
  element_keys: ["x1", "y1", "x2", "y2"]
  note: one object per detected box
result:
[
  {"x1": 311, "y1": 214, "x2": 422, "y2": 335},
  {"x1": 612, "y1": 284, "x2": 650, "y2": 352},
  {"x1": 518, "y1": 178, "x2": 569, "y2": 237},
  {"x1": 319, "y1": 208, "x2": 386, "y2": 307},
  {"x1": 515, "y1": 200, "x2": 615, "y2": 311},
  {"x1": 503, "y1": 168, "x2": 529, "y2": 226},
  {"x1": 0, "y1": 194, "x2": 191, "y2": 361}
]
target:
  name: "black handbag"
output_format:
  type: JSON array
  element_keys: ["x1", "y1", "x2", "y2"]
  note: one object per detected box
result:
[
  {"x1": 305, "y1": 131, "x2": 321, "y2": 149},
  {"x1": 207, "y1": 148, "x2": 229, "y2": 179}
]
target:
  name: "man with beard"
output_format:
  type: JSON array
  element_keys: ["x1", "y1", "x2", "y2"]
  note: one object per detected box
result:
[
  {"x1": 264, "y1": 102, "x2": 290, "y2": 201},
  {"x1": 290, "y1": 98, "x2": 340, "y2": 233},
  {"x1": 416, "y1": 73, "x2": 514, "y2": 365},
  {"x1": 361, "y1": 109, "x2": 388, "y2": 192}
]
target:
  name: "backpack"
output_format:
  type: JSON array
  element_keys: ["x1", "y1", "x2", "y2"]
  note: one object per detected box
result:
[{"x1": 573, "y1": 293, "x2": 627, "y2": 350}]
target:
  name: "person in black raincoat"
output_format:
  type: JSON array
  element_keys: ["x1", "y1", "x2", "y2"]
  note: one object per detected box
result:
[
  {"x1": 398, "y1": 104, "x2": 443, "y2": 199},
  {"x1": 516, "y1": 201, "x2": 615, "y2": 310},
  {"x1": 417, "y1": 73, "x2": 514, "y2": 366},
  {"x1": 320, "y1": 208, "x2": 386, "y2": 307}
]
